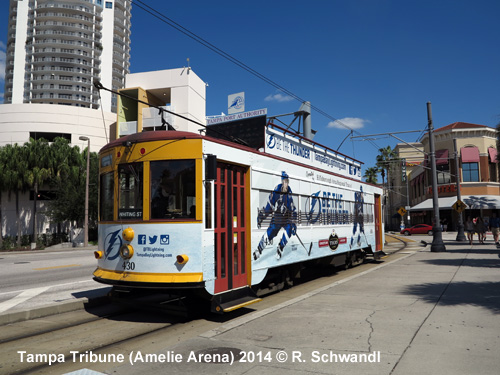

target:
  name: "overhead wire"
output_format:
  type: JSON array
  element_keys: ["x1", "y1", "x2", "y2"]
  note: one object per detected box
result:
[{"x1": 131, "y1": 0, "x2": 382, "y2": 151}]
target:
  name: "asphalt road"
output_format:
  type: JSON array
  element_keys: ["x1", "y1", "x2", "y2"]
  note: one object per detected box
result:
[
  {"x1": 0, "y1": 234, "x2": 419, "y2": 317},
  {"x1": 0, "y1": 247, "x2": 108, "y2": 315}
]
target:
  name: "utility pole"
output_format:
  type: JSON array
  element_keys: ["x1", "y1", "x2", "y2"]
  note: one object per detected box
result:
[
  {"x1": 454, "y1": 138, "x2": 466, "y2": 241},
  {"x1": 427, "y1": 102, "x2": 446, "y2": 252},
  {"x1": 79, "y1": 136, "x2": 90, "y2": 247}
]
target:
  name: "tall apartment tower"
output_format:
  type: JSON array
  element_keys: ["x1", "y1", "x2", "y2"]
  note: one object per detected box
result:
[{"x1": 4, "y1": 0, "x2": 131, "y2": 113}]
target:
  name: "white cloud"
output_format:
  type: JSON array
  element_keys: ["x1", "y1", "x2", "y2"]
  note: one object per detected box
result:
[
  {"x1": 264, "y1": 92, "x2": 294, "y2": 102},
  {"x1": 328, "y1": 117, "x2": 370, "y2": 130}
]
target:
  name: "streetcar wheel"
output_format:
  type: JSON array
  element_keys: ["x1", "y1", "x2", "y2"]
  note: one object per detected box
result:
[{"x1": 344, "y1": 252, "x2": 353, "y2": 269}]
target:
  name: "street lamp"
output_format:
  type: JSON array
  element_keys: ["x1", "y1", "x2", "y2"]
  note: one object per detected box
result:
[{"x1": 79, "y1": 136, "x2": 90, "y2": 247}]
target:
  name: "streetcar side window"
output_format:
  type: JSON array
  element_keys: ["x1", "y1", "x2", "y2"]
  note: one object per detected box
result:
[
  {"x1": 150, "y1": 160, "x2": 196, "y2": 220},
  {"x1": 118, "y1": 163, "x2": 144, "y2": 220},
  {"x1": 99, "y1": 172, "x2": 114, "y2": 221},
  {"x1": 205, "y1": 181, "x2": 212, "y2": 228}
]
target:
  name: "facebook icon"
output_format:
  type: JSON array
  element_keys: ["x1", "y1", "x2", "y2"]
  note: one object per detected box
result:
[{"x1": 138, "y1": 235, "x2": 146, "y2": 245}]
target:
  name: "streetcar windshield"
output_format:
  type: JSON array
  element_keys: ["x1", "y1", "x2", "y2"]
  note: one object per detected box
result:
[
  {"x1": 150, "y1": 160, "x2": 196, "y2": 220},
  {"x1": 118, "y1": 163, "x2": 144, "y2": 220}
]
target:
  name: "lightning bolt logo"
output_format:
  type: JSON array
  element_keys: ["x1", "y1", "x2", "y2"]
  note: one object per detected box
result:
[
  {"x1": 308, "y1": 191, "x2": 321, "y2": 224},
  {"x1": 104, "y1": 229, "x2": 122, "y2": 260},
  {"x1": 267, "y1": 134, "x2": 276, "y2": 149}
]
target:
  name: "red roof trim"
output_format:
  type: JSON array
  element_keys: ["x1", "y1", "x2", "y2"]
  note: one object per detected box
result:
[{"x1": 434, "y1": 122, "x2": 490, "y2": 133}]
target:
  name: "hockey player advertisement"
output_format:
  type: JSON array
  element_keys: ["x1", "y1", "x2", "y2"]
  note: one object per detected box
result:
[
  {"x1": 350, "y1": 186, "x2": 365, "y2": 249},
  {"x1": 254, "y1": 171, "x2": 301, "y2": 261}
]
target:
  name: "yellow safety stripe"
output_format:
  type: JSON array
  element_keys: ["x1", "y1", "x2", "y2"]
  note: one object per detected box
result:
[{"x1": 93, "y1": 267, "x2": 203, "y2": 283}]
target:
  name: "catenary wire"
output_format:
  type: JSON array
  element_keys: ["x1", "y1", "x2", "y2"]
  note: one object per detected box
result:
[{"x1": 131, "y1": 0, "x2": 383, "y2": 151}]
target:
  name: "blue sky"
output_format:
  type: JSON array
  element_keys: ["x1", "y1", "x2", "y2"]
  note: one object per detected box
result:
[{"x1": 1, "y1": 0, "x2": 499, "y2": 179}]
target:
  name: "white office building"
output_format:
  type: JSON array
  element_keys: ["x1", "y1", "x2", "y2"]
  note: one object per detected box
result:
[
  {"x1": 1, "y1": 0, "x2": 132, "y2": 244},
  {"x1": 4, "y1": 0, "x2": 132, "y2": 113}
]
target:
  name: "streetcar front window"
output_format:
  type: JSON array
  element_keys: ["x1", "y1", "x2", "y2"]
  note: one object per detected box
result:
[
  {"x1": 151, "y1": 160, "x2": 196, "y2": 220},
  {"x1": 100, "y1": 172, "x2": 114, "y2": 221},
  {"x1": 118, "y1": 163, "x2": 144, "y2": 220}
]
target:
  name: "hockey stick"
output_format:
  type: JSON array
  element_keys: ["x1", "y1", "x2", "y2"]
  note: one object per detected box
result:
[{"x1": 295, "y1": 231, "x2": 313, "y2": 256}]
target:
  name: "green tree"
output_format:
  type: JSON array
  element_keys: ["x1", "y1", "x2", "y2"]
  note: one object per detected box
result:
[
  {"x1": 88, "y1": 151, "x2": 99, "y2": 238},
  {"x1": 376, "y1": 146, "x2": 398, "y2": 186},
  {"x1": 24, "y1": 138, "x2": 52, "y2": 244},
  {"x1": 2, "y1": 144, "x2": 27, "y2": 247},
  {"x1": 48, "y1": 138, "x2": 99, "y2": 240},
  {"x1": 363, "y1": 166, "x2": 379, "y2": 185},
  {"x1": 48, "y1": 138, "x2": 86, "y2": 227}
]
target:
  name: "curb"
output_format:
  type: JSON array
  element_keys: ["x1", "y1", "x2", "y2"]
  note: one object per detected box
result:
[{"x1": 0, "y1": 292, "x2": 110, "y2": 326}]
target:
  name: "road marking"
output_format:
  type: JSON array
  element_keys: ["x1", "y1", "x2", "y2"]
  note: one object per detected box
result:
[
  {"x1": 33, "y1": 264, "x2": 81, "y2": 270},
  {"x1": 0, "y1": 280, "x2": 94, "y2": 297},
  {"x1": 0, "y1": 287, "x2": 51, "y2": 313}
]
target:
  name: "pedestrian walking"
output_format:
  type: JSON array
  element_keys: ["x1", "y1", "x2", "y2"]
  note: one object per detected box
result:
[
  {"x1": 489, "y1": 212, "x2": 500, "y2": 245},
  {"x1": 474, "y1": 217, "x2": 486, "y2": 244},
  {"x1": 465, "y1": 216, "x2": 475, "y2": 246}
]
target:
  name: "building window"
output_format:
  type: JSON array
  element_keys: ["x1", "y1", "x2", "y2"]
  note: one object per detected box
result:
[
  {"x1": 462, "y1": 162, "x2": 479, "y2": 182},
  {"x1": 436, "y1": 164, "x2": 451, "y2": 184},
  {"x1": 489, "y1": 163, "x2": 497, "y2": 182},
  {"x1": 29, "y1": 132, "x2": 71, "y2": 142},
  {"x1": 106, "y1": 2, "x2": 112, "y2": 8}
]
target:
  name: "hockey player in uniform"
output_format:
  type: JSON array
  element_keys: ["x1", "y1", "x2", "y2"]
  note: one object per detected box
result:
[
  {"x1": 350, "y1": 186, "x2": 365, "y2": 248},
  {"x1": 254, "y1": 171, "x2": 297, "y2": 260}
]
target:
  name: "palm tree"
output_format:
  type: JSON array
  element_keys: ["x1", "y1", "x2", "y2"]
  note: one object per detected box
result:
[
  {"x1": 2, "y1": 144, "x2": 27, "y2": 247},
  {"x1": 24, "y1": 138, "x2": 52, "y2": 245},
  {"x1": 363, "y1": 166, "x2": 379, "y2": 184},
  {"x1": 376, "y1": 146, "x2": 398, "y2": 186},
  {"x1": 376, "y1": 146, "x2": 398, "y2": 231},
  {"x1": 48, "y1": 138, "x2": 86, "y2": 230}
]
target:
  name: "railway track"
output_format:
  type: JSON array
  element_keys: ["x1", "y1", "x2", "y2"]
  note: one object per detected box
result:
[{"x1": 0, "y1": 239, "x2": 419, "y2": 375}]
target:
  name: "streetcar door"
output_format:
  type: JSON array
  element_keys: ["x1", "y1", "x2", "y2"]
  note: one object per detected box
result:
[
  {"x1": 374, "y1": 194, "x2": 382, "y2": 250},
  {"x1": 214, "y1": 163, "x2": 248, "y2": 293}
]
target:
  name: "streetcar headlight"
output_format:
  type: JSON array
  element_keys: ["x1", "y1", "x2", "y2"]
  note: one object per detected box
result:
[
  {"x1": 176, "y1": 254, "x2": 189, "y2": 265},
  {"x1": 120, "y1": 244, "x2": 134, "y2": 259},
  {"x1": 94, "y1": 251, "x2": 103, "y2": 259},
  {"x1": 122, "y1": 227, "x2": 135, "y2": 242}
]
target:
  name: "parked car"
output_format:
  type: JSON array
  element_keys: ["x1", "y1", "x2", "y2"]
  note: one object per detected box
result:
[{"x1": 400, "y1": 224, "x2": 433, "y2": 236}]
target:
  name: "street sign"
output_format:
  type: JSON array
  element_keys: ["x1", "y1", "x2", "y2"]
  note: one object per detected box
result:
[
  {"x1": 452, "y1": 199, "x2": 467, "y2": 213},
  {"x1": 398, "y1": 206, "x2": 407, "y2": 217}
]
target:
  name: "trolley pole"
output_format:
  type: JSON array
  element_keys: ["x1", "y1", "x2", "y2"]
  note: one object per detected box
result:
[{"x1": 427, "y1": 102, "x2": 446, "y2": 252}]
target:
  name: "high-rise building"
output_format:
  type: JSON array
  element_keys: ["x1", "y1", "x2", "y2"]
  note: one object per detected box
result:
[{"x1": 4, "y1": 0, "x2": 131, "y2": 113}]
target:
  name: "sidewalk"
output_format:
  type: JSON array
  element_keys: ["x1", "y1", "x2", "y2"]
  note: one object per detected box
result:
[{"x1": 110, "y1": 231, "x2": 500, "y2": 375}]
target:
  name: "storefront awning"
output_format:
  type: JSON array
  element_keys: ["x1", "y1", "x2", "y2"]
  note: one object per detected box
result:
[
  {"x1": 410, "y1": 195, "x2": 500, "y2": 211},
  {"x1": 461, "y1": 147, "x2": 480, "y2": 163},
  {"x1": 410, "y1": 196, "x2": 458, "y2": 211},
  {"x1": 463, "y1": 195, "x2": 500, "y2": 209},
  {"x1": 488, "y1": 147, "x2": 497, "y2": 163},
  {"x1": 436, "y1": 149, "x2": 449, "y2": 165}
]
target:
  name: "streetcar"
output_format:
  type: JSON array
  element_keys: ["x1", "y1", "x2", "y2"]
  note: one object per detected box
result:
[{"x1": 93, "y1": 120, "x2": 384, "y2": 313}]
